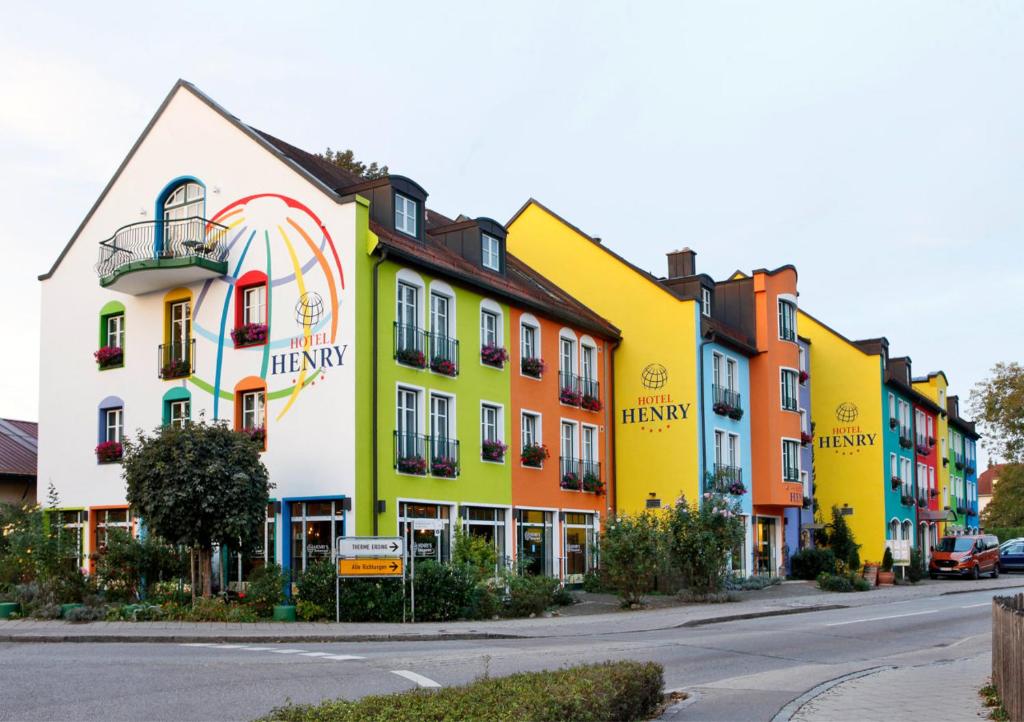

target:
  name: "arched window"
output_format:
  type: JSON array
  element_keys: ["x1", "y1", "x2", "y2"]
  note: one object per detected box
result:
[
  {"x1": 163, "y1": 181, "x2": 205, "y2": 223},
  {"x1": 233, "y1": 271, "x2": 269, "y2": 347},
  {"x1": 162, "y1": 387, "x2": 192, "y2": 428},
  {"x1": 888, "y1": 518, "x2": 899, "y2": 541},
  {"x1": 234, "y1": 377, "x2": 267, "y2": 451},
  {"x1": 156, "y1": 177, "x2": 206, "y2": 252},
  {"x1": 97, "y1": 300, "x2": 126, "y2": 369}
]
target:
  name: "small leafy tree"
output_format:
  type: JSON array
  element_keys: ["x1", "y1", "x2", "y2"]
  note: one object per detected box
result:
[
  {"x1": 317, "y1": 147, "x2": 389, "y2": 180},
  {"x1": 822, "y1": 506, "x2": 861, "y2": 573},
  {"x1": 93, "y1": 529, "x2": 187, "y2": 602},
  {"x1": 123, "y1": 420, "x2": 271, "y2": 599},
  {"x1": 970, "y1": 362, "x2": 1024, "y2": 462},
  {"x1": 667, "y1": 493, "x2": 746, "y2": 596},
  {"x1": 452, "y1": 520, "x2": 498, "y2": 581},
  {"x1": 600, "y1": 511, "x2": 665, "y2": 606},
  {"x1": 982, "y1": 464, "x2": 1024, "y2": 527},
  {"x1": 880, "y1": 546, "x2": 894, "y2": 573}
]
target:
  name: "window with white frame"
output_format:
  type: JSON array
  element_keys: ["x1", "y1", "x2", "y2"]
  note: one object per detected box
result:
[
  {"x1": 396, "y1": 387, "x2": 419, "y2": 457},
  {"x1": 397, "y1": 282, "x2": 418, "y2": 327},
  {"x1": 430, "y1": 292, "x2": 450, "y2": 337},
  {"x1": 778, "y1": 299, "x2": 796, "y2": 341},
  {"x1": 798, "y1": 345, "x2": 807, "y2": 374},
  {"x1": 521, "y1": 322, "x2": 537, "y2": 359},
  {"x1": 701, "y1": 288, "x2": 711, "y2": 317},
  {"x1": 395, "y1": 193, "x2": 417, "y2": 236},
  {"x1": 582, "y1": 426, "x2": 596, "y2": 463},
  {"x1": 430, "y1": 394, "x2": 452, "y2": 440},
  {"x1": 169, "y1": 400, "x2": 190, "y2": 428},
  {"x1": 481, "y1": 403, "x2": 500, "y2": 444},
  {"x1": 481, "y1": 309, "x2": 499, "y2": 348},
  {"x1": 561, "y1": 421, "x2": 577, "y2": 461},
  {"x1": 891, "y1": 452, "x2": 898, "y2": 479},
  {"x1": 801, "y1": 470, "x2": 810, "y2": 497},
  {"x1": 481, "y1": 234, "x2": 500, "y2": 271},
  {"x1": 726, "y1": 357, "x2": 736, "y2": 392},
  {"x1": 714, "y1": 430, "x2": 724, "y2": 467},
  {"x1": 241, "y1": 390, "x2": 265, "y2": 430},
  {"x1": 712, "y1": 352, "x2": 722, "y2": 388},
  {"x1": 521, "y1": 412, "x2": 539, "y2": 448},
  {"x1": 780, "y1": 369, "x2": 798, "y2": 411},
  {"x1": 888, "y1": 393, "x2": 896, "y2": 423},
  {"x1": 106, "y1": 314, "x2": 125, "y2": 349},
  {"x1": 581, "y1": 344, "x2": 596, "y2": 381},
  {"x1": 727, "y1": 432, "x2": 738, "y2": 468},
  {"x1": 559, "y1": 336, "x2": 576, "y2": 374},
  {"x1": 105, "y1": 407, "x2": 123, "y2": 443},
  {"x1": 243, "y1": 286, "x2": 266, "y2": 326},
  {"x1": 782, "y1": 439, "x2": 800, "y2": 481}
]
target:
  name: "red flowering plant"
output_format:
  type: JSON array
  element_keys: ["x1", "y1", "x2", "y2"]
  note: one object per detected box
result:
[
  {"x1": 559, "y1": 387, "x2": 583, "y2": 406},
  {"x1": 581, "y1": 395, "x2": 602, "y2": 412},
  {"x1": 242, "y1": 426, "x2": 266, "y2": 445},
  {"x1": 397, "y1": 455, "x2": 427, "y2": 475},
  {"x1": 520, "y1": 356, "x2": 545, "y2": 378},
  {"x1": 94, "y1": 346, "x2": 123, "y2": 369},
  {"x1": 582, "y1": 471, "x2": 603, "y2": 493},
  {"x1": 396, "y1": 348, "x2": 427, "y2": 368},
  {"x1": 430, "y1": 356, "x2": 457, "y2": 377},
  {"x1": 480, "y1": 344, "x2": 509, "y2": 368},
  {"x1": 95, "y1": 440, "x2": 123, "y2": 463},
  {"x1": 801, "y1": 431, "x2": 814, "y2": 446},
  {"x1": 161, "y1": 358, "x2": 190, "y2": 379},
  {"x1": 520, "y1": 443, "x2": 549, "y2": 468},
  {"x1": 890, "y1": 476, "x2": 901, "y2": 490},
  {"x1": 560, "y1": 471, "x2": 581, "y2": 490},
  {"x1": 431, "y1": 457, "x2": 458, "y2": 478},
  {"x1": 481, "y1": 439, "x2": 507, "y2": 462},
  {"x1": 727, "y1": 480, "x2": 747, "y2": 496},
  {"x1": 798, "y1": 370, "x2": 809, "y2": 384},
  {"x1": 231, "y1": 323, "x2": 269, "y2": 346}
]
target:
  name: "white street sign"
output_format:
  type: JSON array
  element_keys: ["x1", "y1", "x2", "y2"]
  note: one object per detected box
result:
[
  {"x1": 337, "y1": 536, "x2": 405, "y2": 558},
  {"x1": 412, "y1": 518, "x2": 444, "y2": 531}
]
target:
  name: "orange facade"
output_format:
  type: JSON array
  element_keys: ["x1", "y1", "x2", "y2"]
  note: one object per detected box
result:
[
  {"x1": 508, "y1": 308, "x2": 613, "y2": 519},
  {"x1": 749, "y1": 267, "x2": 804, "y2": 516}
]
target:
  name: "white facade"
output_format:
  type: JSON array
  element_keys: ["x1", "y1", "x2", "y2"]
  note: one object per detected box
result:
[{"x1": 38, "y1": 84, "x2": 360, "y2": 520}]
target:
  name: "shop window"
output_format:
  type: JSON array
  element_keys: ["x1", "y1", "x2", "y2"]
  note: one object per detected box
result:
[
  {"x1": 399, "y1": 502, "x2": 452, "y2": 563},
  {"x1": 516, "y1": 509, "x2": 553, "y2": 576},
  {"x1": 459, "y1": 506, "x2": 507, "y2": 569},
  {"x1": 287, "y1": 500, "x2": 343, "y2": 580},
  {"x1": 226, "y1": 503, "x2": 278, "y2": 590},
  {"x1": 563, "y1": 512, "x2": 596, "y2": 582}
]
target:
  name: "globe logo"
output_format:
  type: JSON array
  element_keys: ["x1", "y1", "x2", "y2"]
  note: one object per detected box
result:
[
  {"x1": 835, "y1": 402, "x2": 859, "y2": 423},
  {"x1": 641, "y1": 363, "x2": 668, "y2": 390},
  {"x1": 295, "y1": 292, "x2": 325, "y2": 329}
]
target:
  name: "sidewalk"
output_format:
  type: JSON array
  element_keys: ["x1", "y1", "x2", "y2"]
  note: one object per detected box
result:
[{"x1": 1, "y1": 577, "x2": 1019, "y2": 644}]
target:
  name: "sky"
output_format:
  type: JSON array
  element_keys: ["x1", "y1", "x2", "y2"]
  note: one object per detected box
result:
[{"x1": 1, "y1": 1, "x2": 1021, "y2": 466}]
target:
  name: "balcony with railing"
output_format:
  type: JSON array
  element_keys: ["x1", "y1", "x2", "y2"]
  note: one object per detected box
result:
[
  {"x1": 712, "y1": 385, "x2": 743, "y2": 420},
  {"x1": 559, "y1": 457, "x2": 603, "y2": 493},
  {"x1": 580, "y1": 377, "x2": 601, "y2": 412},
  {"x1": 394, "y1": 432, "x2": 427, "y2": 475},
  {"x1": 558, "y1": 372, "x2": 582, "y2": 406},
  {"x1": 705, "y1": 464, "x2": 745, "y2": 495},
  {"x1": 95, "y1": 217, "x2": 230, "y2": 295},
  {"x1": 429, "y1": 436, "x2": 460, "y2": 478},
  {"x1": 427, "y1": 332, "x2": 459, "y2": 377},
  {"x1": 158, "y1": 340, "x2": 194, "y2": 380},
  {"x1": 394, "y1": 323, "x2": 427, "y2": 368}
]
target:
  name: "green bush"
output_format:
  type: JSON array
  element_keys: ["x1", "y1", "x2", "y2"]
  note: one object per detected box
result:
[
  {"x1": 245, "y1": 564, "x2": 285, "y2": 617},
  {"x1": 790, "y1": 548, "x2": 836, "y2": 580},
  {"x1": 851, "y1": 575, "x2": 871, "y2": 592},
  {"x1": 411, "y1": 561, "x2": 477, "y2": 622},
  {"x1": 296, "y1": 559, "x2": 336, "y2": 611},
  {"x1": 667, "y1": 494, "x2": 746, "y2": 597},
  {"x1": 93, "y1": 529, "x2": 187, "y2": 603},
  {"x1": 601, "y1": 511, "x2": 665, "y2": 606},
  {"x1": 297, "y1": 599, "x2": 329, "y2": 622},
  {"x1": 817, "y1": 572, "x2": 870, "y2": 593},
  {"x1": 452, "y1": 523, "x2": 498, "y2": 582},
  {"x1": 881, "y1": 547, "x2": 894, "y2": 573},
  {"x1": 337, "y1": 579, "x2": 403, "y2": 622},
  {"x1": 821, "y1": 507, "x2": 861, "y2": 573},
  {"x1": 64, "y1": 605, "x2": 106, "y2": 622},
  {"x1": 908, "y1": 548, "x2": 924, "y2": 583},
  {"x1": 257, "y1": 660, "x2": 664, "y2": 722},
  {"x1": 581, "y1": 570, "x2": 607, "y2": 593},
  {"x1": 503, "y1": 574, "x2": 560, "y2": 618},
  {"x1": 726, "y1": 574, "x2": 781, "y2": 591}
]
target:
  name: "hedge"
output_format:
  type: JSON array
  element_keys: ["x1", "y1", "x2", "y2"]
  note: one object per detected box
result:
[
  {"x1": 256, "y1": 660, "x2": 664, "y2": 722},
  {"x1": 987, "y1": 527, "x2": 1024, "y2": 544}
]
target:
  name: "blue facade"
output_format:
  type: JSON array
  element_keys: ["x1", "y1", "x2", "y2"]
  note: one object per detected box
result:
[
  {"x1": 700, "y1": 342, "x2": 752, "y2": 513},
  {"x1": 965, "y1": 437, "x2": 979, "y2": 531},
  {"x1": 784, "y1": 338, "x2": 814, "y2": 568},
  {"x1": 884, "y1": 384, "x2": 918, "y2": 545}
]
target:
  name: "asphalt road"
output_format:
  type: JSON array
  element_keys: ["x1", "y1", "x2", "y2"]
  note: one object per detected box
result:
[{"x1": 0, "y1": 585, "x2": 1008, "y2": 722}]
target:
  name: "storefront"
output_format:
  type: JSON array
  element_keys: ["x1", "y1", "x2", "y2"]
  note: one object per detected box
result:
[
  {"x1": 459, "y1": 505, "x2": 509, "y2": 569},
  {"x1": 399, "y1": 501, "x2": 453, "y2": 563},
  {"x1": 754, "y1": 516, "x2": 779, "y2": 576},
  {"x1": 515, "y1": 508, "x2": 554, "y2": 576},
  {"x1": 224, "y1": 503, "x2": 278, "y2": 590},
  {"x1": 562, "y1": 511, "x2": 597, "y2": 583},
  {"x1": 282, "y1": 497, "x2": 346, "y2": 581}
]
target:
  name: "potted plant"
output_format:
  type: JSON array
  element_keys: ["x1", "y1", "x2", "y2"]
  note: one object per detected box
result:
[
  {"x1": 801, "y1": 431, "x2": 814, "y2": 446},
  {"x1": 878, "y1": 548, "x2": 895, "y2": 585},
  {"x1": 728, "y1": 480, "x2": 747, "y2": 496},
  {"x1": 430, "y1": 356, "x2": 457, "y2": 377},
  {"x1": 891, "y1": 475, "x2": 901, "y2": 490},
  {"x1": 727, "y1": 406, "x2": 744, "y2": 420},
  {"x1": 242, "y1": 426, "x2": 266, "y2": 447},
  {"x1": 799, "y1": 369, "x2": 809, "y2": 384},
  {"x1": 520, "y1": 443, "x2": 549, "y2": 468},
  {"x1": 917, "y1": 497, "x2": 926, "y2": 508},
  {"x1": 901, "y1": 492, "x2": 914, "y2": 506},
  {"x1": 929, "y1": 488, "x2": 938, "y2": 498},
  {"x1": 480, "y1": 344, "x2": 508, "y2": 368},
  {"x1": 520, "y1": 356, "x2": 545, "y2": 378},
  {"x1": 581, "y1": 394, "x2": 602, "y2": 412},
  {"x1": 396, "y1": 347, "x2": 427, "y2": 368},
  {"x1": 713, "y1": 401, "x2": 729, "y2": 416},
  {"x1": 560, "y1": 471, "x2": 580, "y2": 490},
  {"x1": 231, "y1": 323, "x2": 269, "y2": 347},
  {"x1": 481, "y1": 439, "x2": 507, "y2": 462},
  {"x1": 559, "y1": 387, "x2": 583, "y2": 406},
  {"x1": 431, "y1": 457, "x2": 458, "y2": 478},
  {"x1": 95, "y1": 440, "x2": 123, "y2": 464},
  {"x1": 862, "y1": 560, "x2": 879, "y2": 587},
  {"x1": 889, "y1": 418, "x2": 898, "y2": 429},
  {"x1": 94, "y1": 346, "x2": 123, "y2": 369},
  {"x1": 582, "y1": 472, "x2": 603, "y2": 493},
  {"x1": 397, "y1": 455, "x2": 427, "y2": 475},
  {"x1": 802, "y1": 495, "x2": 812, "y2": 510}
]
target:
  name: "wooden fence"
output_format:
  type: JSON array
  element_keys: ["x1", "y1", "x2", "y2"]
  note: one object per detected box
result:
[{"x1": 993, "y1": 593, "x2": 1024, "y2": 722}]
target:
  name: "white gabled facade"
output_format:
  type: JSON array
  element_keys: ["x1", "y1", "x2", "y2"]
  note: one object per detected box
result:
[{"x1": 38, "y1": 82, "x2": 364, "y2": 580}]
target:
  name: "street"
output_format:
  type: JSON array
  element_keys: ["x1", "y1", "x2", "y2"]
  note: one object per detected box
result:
[{"x1": 0, "y1": 583, "x2": 1012, "y2": 722}]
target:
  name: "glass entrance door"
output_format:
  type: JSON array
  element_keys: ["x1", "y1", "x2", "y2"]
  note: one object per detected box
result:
[
  {"x1": 755, "y1": 517, "x2": 777, "y2": 576},
  {"x1": 516, "y1": 509, "x2": 553, "y2": 576}
]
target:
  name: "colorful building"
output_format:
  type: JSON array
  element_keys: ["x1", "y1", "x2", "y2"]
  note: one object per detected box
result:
[{"x1": 783, "y1": 337, "x2": 815, "y2": 569}]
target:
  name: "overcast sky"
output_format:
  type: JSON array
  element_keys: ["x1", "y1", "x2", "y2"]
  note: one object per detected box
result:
[{"x1": 2, "y1": 1, "x2": 1020, "y2": 465}]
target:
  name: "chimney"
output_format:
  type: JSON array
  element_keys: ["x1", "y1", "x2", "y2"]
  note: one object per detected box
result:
[{"x1": 667, "y1": 248, "x2": 696, "y2": 278}]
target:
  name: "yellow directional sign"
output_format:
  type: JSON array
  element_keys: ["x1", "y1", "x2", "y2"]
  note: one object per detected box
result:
[{"x1": 338, "y1": 557, "x2": 403, "y2": 577}]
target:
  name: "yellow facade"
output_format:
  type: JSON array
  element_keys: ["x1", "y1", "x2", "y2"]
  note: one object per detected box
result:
[
  {"x1": 798, "y1": 311, "x2": 889, "y2": 562},
  {"x1": 914, "y1": 374, "x2": 950, "y2": 525},
  {"x1": 506, "y1": 201, "x2": 700, "y2": 513}
]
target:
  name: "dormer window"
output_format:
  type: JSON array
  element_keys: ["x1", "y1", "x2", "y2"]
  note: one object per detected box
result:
[
  {"x1": 482, "y1": 234, "x2": 501, "y2": 271},
  {"x1": 395, "y1": 193, "x2": 417, "y2": 236},
  {"x1": 701, "y1": 288, "x2": 711, "y2": 317}
]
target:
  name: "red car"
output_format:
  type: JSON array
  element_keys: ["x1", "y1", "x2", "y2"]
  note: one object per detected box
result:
[{"x1": 929, "y1": 534, "x2": 1000, "y2": 579}]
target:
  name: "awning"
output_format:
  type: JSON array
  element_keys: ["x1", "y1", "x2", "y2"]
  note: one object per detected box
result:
[{"x1": 918, "y1": 509, "x2": 957, "y2": 522}]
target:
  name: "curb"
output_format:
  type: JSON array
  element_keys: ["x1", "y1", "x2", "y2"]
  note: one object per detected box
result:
[
  {"x1": 770, "y1": 666, "x2": 894, "y2": 722},
  {"x1": 940, "y1": 583, "x2": 1024, "y2": 596},
  {"x1": 676, "y1": 604, "x2": 847, "y2": 627}
]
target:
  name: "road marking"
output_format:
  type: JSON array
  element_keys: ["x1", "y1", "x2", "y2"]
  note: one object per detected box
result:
[
  {"x1": 180, "y1": 643, "x2": 219, "y2": 647},
  {"x1": 240, "y1": 647, "x2": 273, "y2": 651},
  {"x1": 323, "y1": 655, "x2": 364, "y2": 661},
  {"x1": 214, "y1": 644, "x2": 249, "y2": 649},
  {"x1": 392, "y1": 670, "x2": 441, "y2": 688},
  {"x1": 271, "y1": 649, "x2": 306, "y2": 654},
  {"x1": 300, "y1": 652, "x2": 331, "y2": 657},
  {"x1": 825, "y1": 610, "x2": 938, "y2": 627},
  {"x1": 962, "y1": 602, "x2": 990, "y2": 608}
]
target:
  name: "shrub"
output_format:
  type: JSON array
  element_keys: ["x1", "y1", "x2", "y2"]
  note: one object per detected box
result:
[
  {"x1": 226, "y1": 604, "x2": 260, "y2": 623},
  {"x1": 64, "y1": 605, "x2": 106, "y2": 622},
  {"x1": 817, "y1": 571, "x2": 870, "y2": 593},
  {"x1": 503, "y1": 574, "x2": 560, "y2": 618},
  {"x1": 822, "y1": 506, "x2": 861, "y2": 573},
  {"x1": 296, "y1": 559, "x2": 336, "y2": 612},
  {"x1": 297, "y1": 599, "x2": 329, "y2": 622},
  {"x1": 881, "y1": 547, "x2": 894, "y2": 573},
  {"x1": 601, "y1": 511, "x2": 665, "y2": 606},
  {"x1": 452, "y1": 523, "x2": 498, "y2": 583},
  {"x1": 790, "y1": 548, "x2": 836, "y2": 580},
  {"x1": 726, "y1": 574, "x2": 782, "y2": 591},
  {"x1": 257, "y1": 660, "x2": 665, "y2": 722},
  {"x1": 581, "y1": 570, "x2": 607, "y2": 593},
  {"x1": 907, "y1": 548, "x2": 924, "y2": 583},
  {"x1": 337, "y1": 579, "x2": 404, "y2": 622},
  {"x1": 411, "y1": 561, "x2": 477, "y2": 621},
  {"x1": 667, "y1": 494, "x2": 745, "y2": 596},
  {"x1": 851, "y1": 576, "x2": 871, "y2": 592},
  {"x1": 245, "y1": 564, "x2": 285, "y2": 616},
  {"x1": 94, "y1": 529, "x2": 187, "y2": 603}
]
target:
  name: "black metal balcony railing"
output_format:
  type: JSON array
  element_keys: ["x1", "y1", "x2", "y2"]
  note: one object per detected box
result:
[
  {"x1": 560, "y1": 456, "x2": 581, "y2": 490},
  {"x1": 580, "y1": 376, "x2": 600, "y2": 404},
  {"x1": 580, "y1": 458, "x2": 602, "y2": 491},
  {"x1": 394, "y1": 431, "x2": 427, "y2": 475},
  {"x1": 559, "y1": 372, "x2": 582, "y2": 406},
  {"x1": 713, "y1": 384, "x2": 742, "y2": 410},
  {"x1": 157, "y1": 340, "x2": 194, "y2": 380},
  {"x1": 783, "y1": 466, "x2": 800, "y2": 482},
  {"x1": 706, "y1": 464, "x2": 744, "y2": 494},
  {"x1": 95, "y1": 217, "x2": 230, "y2": 279},
  {"x1": 394, "y1": 323, "x2": 427, "y2": 368},
  {"x1": 427, "y1": 332, "x2": 459, "y2": 377},
  {"x1": 429, "y1": 436, "x2": 460, "y2": 478}
]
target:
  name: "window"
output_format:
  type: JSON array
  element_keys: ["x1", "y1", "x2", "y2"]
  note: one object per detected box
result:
[
  {"x1": 701, "y1": 288, "x2": 711, "y2": 317},
  {"x1": 563, "y1": 512, "x2": 597, "y2": 580},
  {"x1": 396, "y1": 387, "x2": 420, "y2": 462},
  {"x1": 778, "y1": 299, "x2": 796, "y2": 341},
  {"x1": 163, "y1": 181, "x2": 204, "y2": 223},
  {"x1": 430, "y1": 292, "x2": 449, "y2": 337},
  {"x1": 481, "y1": 309, "x2": 498, "y2": 348},
  {"x1": 559, "y1": 337, "x2": 575, "y2": 374},
  {"x1": 521, "y1": 412, "x2": 539, "y2": 448},
  {"x1": 395, "y1": 193, "x2": 417, "y2": 236},
  {"x1": 582, "y1": 425, "x2": 596, "y2": 463},
  {"x1": 95, "y1": 508, "x2": 131, "y2": 551},
  {"x1": 57, "y1": 510, "x2": 87, "y2": 571},
  {"x1": 431, "y1": 394, "x2": 451, "y2": 440},
  {"x1": 561, "y1": 421, "x2": 577, "y2": 461},
  {"x1": 521, "y1": 323, "x2": 537, "y2": 359},
  {"x1": 242, "y1": 285, "x2": 266, "y2": 326},
  {"x1": 168, "y1": 400, "x2": 190, "y2": 428},
  {"x1": 726, "y1": 358, "x2": 737, "y2": 392},
  {"x1": 288, "y1": 499, "x2": 344, "y2": 579},
  {"x1": 481, "y1": 404, "x2": 499, "y2": 443},
  {"x1": 780, "y1": 369, "x2": 798, "y2": 411},
  {"x1": 581, "y1": 344, "x2": 596, "y2": 381},
  {"x1": 798, "y1": 345, "x2": 807, "y2": 374},
  {"x1": 481, "y1": 234, "x2": 501, "y2": 271},
  {"x1": 105, "y1": 313, "x2": 125, "y2": 349},
  {"x1": 169, "y1": 299, "x2": 191, "y2": 361},
  {"x1": 782, "y1": 440, "x2": 800, "y2": 481},
  {"x1": 399, "y1": 502, "x2": 452, "y2": 563},
  {"x1": 460, "y1": 506, "x2": 506, "y2": 569},
  {"x1": 727, "y1": 433, "x2": 738, "y2": 467},
  {"x1": 801, "y1": 470, "x2": 810, "y2": 497},
  {"x1": 800, "y1": 408, "x2": 809, "y2": 434},
  {"x1": 888, "y1": 393, "x2": 896, "y2": 423},
  {"x1": 712, "y1": 352, "x2": 722, "y2": 388},
  {"x1": 241, "y1": 390, "x2": 265, "y2": 431},
  {"x1": 105, "y1": 408, "x2": 123, "y2": 444},
  {"x1": 397, "y1": 282, "x2": 418, "y2": 327},
  {"x1": 714, "y1": 430, "x2": 725, "y2": 467},
  {"x1": 891, "y1": 452, "x2": 898, "y2": 479}
]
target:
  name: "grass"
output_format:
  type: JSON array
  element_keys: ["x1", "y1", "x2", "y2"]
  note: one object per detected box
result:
[
  {"x1": 979, "y1": 682, "x2": 1009, "y2": 721},
  {"x1": 256, "y1": 660, "x2": 664, "y2": 722}
]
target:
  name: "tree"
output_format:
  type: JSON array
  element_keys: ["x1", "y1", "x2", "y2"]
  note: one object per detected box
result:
[
  {"x1": 317, "y1": 147, "x2": 388, "y2": 180},
  {"x1": 822, "y1": 506, "x2": 861, "y2": 573},
  {"x1": 982, "y1": 463, "x2": 1024, "y2": 527},
  {"x1": 970, "y1": 362, "x2": 1024, "y2": 463},
  {"x1": 600, "y1": 510, "x2": 665, "y2": 606},
  {"x1": 122, "y1": 420, "x2": 271, "y2": 598},
  {"x1": 667, "y1": 493, "x2": 745, "y2": 596}
]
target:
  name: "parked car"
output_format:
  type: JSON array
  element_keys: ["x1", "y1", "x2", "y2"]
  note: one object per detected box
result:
[
  {"x1": 999, "y1": 538, "x2": 1024, "y2": 573},
  {"x1": 929, "y1": 534, "x2": 1000, "y2": 579}
]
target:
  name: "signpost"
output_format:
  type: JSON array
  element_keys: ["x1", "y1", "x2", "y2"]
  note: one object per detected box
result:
[{"x1": 335, "y1": 536, "x2": 407, "y2": 622}]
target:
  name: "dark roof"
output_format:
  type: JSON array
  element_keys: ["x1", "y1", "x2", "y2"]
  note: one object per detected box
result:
[
  {"x1": 0, "y1": 419, "x2": 37, "y2": 477},
  {"x1": 371, "y1": 221, "x2": 620, "y2": 340},
  {"x1": 701, "y1": 316, "x2": 758, "y2": 356},
  {"x1": 250, "y1": 128, "x2": 366, "y2": 190}
]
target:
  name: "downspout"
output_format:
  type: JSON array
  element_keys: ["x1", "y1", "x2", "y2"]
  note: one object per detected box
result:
[
  {"x1": 698, "y1": 337, "x2": 708, "y2": 499},
  {"x1": 372, "y1": 249, "x2": 389, "y2": 536},
  {"x1": 605, "y1": 338, "x2": 620, "y2": 522}
]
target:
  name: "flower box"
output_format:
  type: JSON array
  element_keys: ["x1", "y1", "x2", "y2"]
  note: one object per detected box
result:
[
  {"x1": 431, "y1": 457, "x2": 458, "y2": 478},
  {"x1": 231, "y1": 323, "x2": 269, "y2": 347},
  {"x1": 900, "y1": 494, "x2": 914, "y2": 506},
  {"x1": 801, "y1": 431, "x2": 814, "y2": 446},
  {"x1": 954, "y1": 461, "x2": 964, "y2": 471},
  {"x1": 798, "y1": 370, "x2": 809, "y2": 384},
  {"x1": 802, "y1": 495, "x2": 812, "y2": 509},
  {"x1": 899, "y1": 437, "x2": 913, "y2": 449},
  {"x1": 520, "y1": 357, "x2": 545, "y2": 378},
  {"x1": 95, "y1": 441, "x2": 123, "y2": 464},
  {"x1": 891, "y1": 476, "x2": 901, "y2": 490},
  {"x1": 917, "y1": 497, "x2": 926, "y2": 508},
  {"x1": 560, "y1": 472, "x2": 581, "y2": 490},
  {"x1": 94, "y1": 346, "x2": 123, "y2": 369},
  {"x1": 727, "y1": 407, "x2": 744, "y2": 420},
  {"x1": 889, "y1": 418, "x2": 898, "y2": 429},
  {"x1": 480, "y1": 345, "x2": 508, "y2": 368},
  {"x1": 942, "y1": 458, "x2": 949, "y2": 467},
  {"x1": 520, "y1": 443, "x2": 549, "y2": 467},
  {"x1": 481, "y1": 439, "x2": 507, "y2": 462},
  {"x1": 559, "y1": 387, "x2": 583, "y2": 406},
  {"x1": 965, "y1": 465, "x2": 975, "y2": 475},
  {"x1": 397, "y1": 456, "x2": 427, "y2": 475},
  {"x1": 582, "y1": 474, "x2": 604, "y2": 493},
  {"x1": 242, "y1": 426, "x2": 266, "y2": 445},
  {"x1": 581, "y1": 395, "x2": 602, "y2": 412},
  {"x1": 928, "y1": 436, "x2": 936, "y2": 446},
  {"x1": 929, "y1": 488, "x2": 938, "y2": 497},
  {"x1": 396, "y1": 348, "x2": 427, "y2": 368},
  {"x1": 713, "y1": 402, "x2": 729, "y2": 416},
  {"x1": 728, "y1": 481, "x2": 747, "y2": 496},
  {"x1": 916, "y1": 444, "x2": 930, "y2": 455},
  {"x1": 430, "y1": 357, "x2": 457, "y2": 377},
  {"x1": 161, "y1": 359, "x2": 190, "y2": 379}
]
